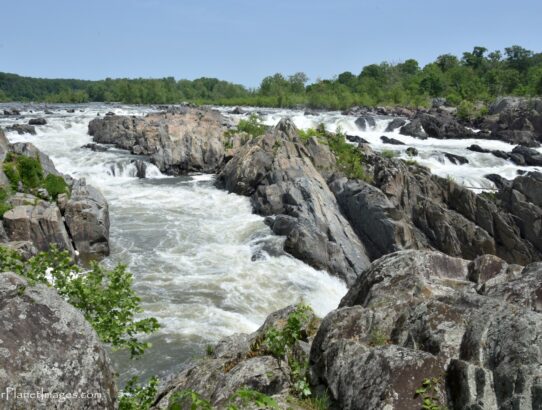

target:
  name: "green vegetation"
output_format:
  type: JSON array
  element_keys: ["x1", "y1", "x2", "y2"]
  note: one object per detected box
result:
[
  {"x1": 3, "y1": 153, "x2": 69, "y2": 199},
  {"x1": 368, "y1": 328, "x2": 389, "y2": 347},
  {"x1": 1, "y1": 45, "x2": 541, "y2": 109},
  {"x1": 119, "y1": 376, "x2": 159, "y2": 410},
  {"x1": 0, "y1": 186, "x2": 12, "y2": 217},
  {"x1": 414, "y1": 377, "x2": 447, "y2": 410},
  {"x1": 225, "y1": 113, "x2": 267, "y2": 139},
  {"x1": 381, "y1": 149, "x2": 397, "y2": 159},
  {"x1": 287, "y1": 392, "x2": 331, "y2": 410},
  {"x1": 298, "y1": 125, "x2": 369, "y2": 181},
  {"x1": 0, "y1": 245, "x2": 160, "y2": 357},
  {"x1": 168, "y1": 388, "x2": 279, "y2": 410}
]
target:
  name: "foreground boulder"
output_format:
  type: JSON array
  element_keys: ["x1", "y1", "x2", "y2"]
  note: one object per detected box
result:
[
  {"x1": 64, "y1": 179, "x2": 110, "y2": 258},
  {"x1": 218, "y1": 119, "x2": 371, "y2": 285},
  {"x1": 0, "y1": 272, "x2": 116, "y2": 409},
  {"x1": 88, "y1": 108, "x2": 227, "y2": 174},
  {"x1": 310, "y1": 250, "x2": 541, "y2": 410}
]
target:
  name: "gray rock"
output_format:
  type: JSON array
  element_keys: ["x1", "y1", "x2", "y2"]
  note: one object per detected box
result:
[
  {"x1": 218, "y1": 119, "x2": 371, "y2": 285},
  {"x1": 5, "y1": 124, "x2": 36, "y2": 135},
  {"x1": 3, "y1": 202, "x2": 75, "y2": 255},
  {"x1": 384, "y1": 118, "x2": 407, "y2": 132},
  {"x1": 89, "y1": 108, "x2": 226, "y2": 174},
  {"x1": 0, "y1": 272, "x2": 116, "y2": 409},
  {"x1": 380, "y1": 135, "x2": 405, "y2": 145},
  {"x1": 28, "y1": 118, "x2": 47, "y2": 126},
  {"x1": 355, "y1": 115, "x2": 376, "y2": 130},
  {"x1": 64, "y1": 178, "x2": 110, "y2": 258},
  {"x1": 512, "y1": 145, "x2": 542, "y2": 166},
  {"x1": 9, "y1": 142, "x2": 62, "y2": 176}
]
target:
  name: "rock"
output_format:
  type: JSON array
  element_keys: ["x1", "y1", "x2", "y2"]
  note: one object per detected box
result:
[
  {"x1": 0, "y1": 272, "x2": 117, "y2": 409},
  {"x1": 511, "y1": 145, "x2": 542, "y2": 166},
  {"x1": 467, "y1": 144, "x2": 490, "y2": 153},
  {"x1": 345, "y1": 134, "x2": 369, "y2": 145},
  {"x1": 400, "y1": 119, "x2": 427, "y2": 139},
  {"x1": 64, "y1": 178, "x2": 110, "y2": 258},
  {"x1": 1, "y1": 241, "x2": 38, "y2": 260},
  {"x1": 443, "y1": 152, "x2": 469, "y2": 165},
  {"x1": 493, "y1": 130, "x2": 539, "y2": 147},
  {"x1": 105, "y1": 111, "x2": 115, "y2": 116},
  {"x1": 310, "y1": 250, "x2": 542, "y2": 410},
  {"x1": 218, "y1": 119, "x2": 371, "y2": 285},
  {"x1": 3, "y1": 202, "x2": 75, "y2": 255},
  {"x1": 230, "y1": 107, "x2": 245, "y2": 115},
  {"x1": 28, "y1": 118, "x2": 47, "y2": 126},
  {"x1": 484, "y1": 174, "x2": 512, "y2": 190},
  {"x1": 3, "y1": 109, "x2": 21, "y2": 116},
  {"x1": 5, "y1": 124, "x2": 36, "y2": 135},
  {"x1": 380, "y1": 136, "x2": 405, "y2": 145},
  {"x1": 132, "y1": 160, "x2": 147, "y2": 178},
  {"x1": 88, "y1": 108, "x2": 226, "y2": 174},
  {"x1": 44, "y1": 109, "x2": 53, "y2": 115},
  {"x1": 384, "y1": 118, "x2": 407, "y2": 132},
  {"x1": 9, "y1": 142, "x2": 62, "y2": 176},
  {"x1": 66, "y1": 108, "x2": 75, "y2": 113},
  {"x1": 406, "y1": 147, "x2": 418, "y2": 156},
  {"x1": 81, "y1": 143, "x2": 108, "y2": 152},
  {"x1": 153, "y1": 305, "x2": 316, "y2": 409},
  {"x1": 354, "y1": 115, "x2": 376, "y2": 130}
]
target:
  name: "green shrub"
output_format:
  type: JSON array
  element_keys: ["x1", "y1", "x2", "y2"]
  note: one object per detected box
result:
[
  {"x1": 381, "y1": 149, "x2": 397, "y2": 159},
  {"x1": 226, "y1": 113, "x2": 267, "y2": 139},
  {"x1": 17, "y1": 155, "x2": 44, "y2": 189},
  {"x1": 326, "y1": 132, "x2": 369, "y2": 181},
  {"x1": 456, "y1": 100, "x2": 477, "y2": 121},
  {"x1": 0, "y1": 245, "x2": 160, "y2": 357},
  {"x1": 0, "y1": 186, "x2": 12, "y2": 218},
  {"x1": 43, "y1": 174, "x2": 69, "y2": 199},
  {"x1": 119, "y1": 376, "x2": 159, "y2": 410}
]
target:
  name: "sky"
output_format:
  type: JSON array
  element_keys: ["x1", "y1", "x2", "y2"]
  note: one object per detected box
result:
[{"x1": 1, "y1": 0, "x2": 541, "y2": 87}]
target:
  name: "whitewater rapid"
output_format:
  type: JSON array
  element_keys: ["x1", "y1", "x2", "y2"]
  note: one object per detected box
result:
[{"x1": 1, "y1": 103, "x2": 540, "y2": 383}]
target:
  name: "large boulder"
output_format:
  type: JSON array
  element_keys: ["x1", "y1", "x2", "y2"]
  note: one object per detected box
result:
[
  {"x1": 400, "y1": 112, "x2": 475, "y2": 140},
  {"x1": 2, "y1": 200, "x2": 75, "y2": 255},
  {"x1": 218, "y1": 119, "x2": 371, "y2": 286},
  {"x1": 310, "y1": 250, "x2": 542, "y2": 410},
  {"x1": 0, "y1": 272, "x2": 117, "y2": 409},
  {"x1": 64, "y1": 179, "x2": 110, "y2": 258},
  {"x1": 9, "y1": 142, "x2": 62, "y2": 176},
  {"x1": 88, "y1": 108, "x2": 227, "y2": 174},
  {"x1": 5, "y1": 124, "x2": 36, "y2": 135}
]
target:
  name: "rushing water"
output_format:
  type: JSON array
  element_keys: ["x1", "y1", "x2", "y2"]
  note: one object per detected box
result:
[{"x1": 1, "y1": 103, "x2": 540, "y2": 383}]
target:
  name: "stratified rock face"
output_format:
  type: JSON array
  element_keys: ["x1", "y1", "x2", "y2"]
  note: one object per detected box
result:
[
  {"x1": 64, "y1": 178, "x2": 110, "y2": 258},
  {"x1": 310, "y1": 250, "x2": 542, "y2": 410},
  {"x1": 0, "y1": 272, "x2": 117, "y2": 409},
  {"x1": 341, "y1": 153, "x2": 542, "y2": 266},
  {"x1": 2, "y1": 201, "x2": 75, "y2": 255},
  {"x1": 218, "y1": 119, "x2": 371, "y2": 286},
  {"x1": 88, "y1": 108, "x2": 227, "y2": 174}
]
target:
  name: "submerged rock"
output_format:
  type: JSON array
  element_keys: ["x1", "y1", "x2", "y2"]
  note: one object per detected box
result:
[
  {"x1": 0, "y1": 272, "x2": 117, "y2": 409},
  {"x1": 6, "y1": 124, "x2": 36, "y2": 135}
]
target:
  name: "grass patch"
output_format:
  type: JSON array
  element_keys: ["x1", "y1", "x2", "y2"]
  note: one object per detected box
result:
[{"x1": 381, "y1": 149, "x2": 397, "y2": 159}]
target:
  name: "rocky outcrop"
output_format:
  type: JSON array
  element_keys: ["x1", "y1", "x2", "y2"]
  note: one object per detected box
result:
[
  {"x1": 6, "y1": 124, "x2": 36, "y2": 135},
  {"x1": 64, "y1": 179, "x2": 110, "y2": 258},
  {"x1": 153, "y1": 305, "x2": 318, "y2": 409},
  {"x1": 218, "y1": 119, "x2": 371, "y2": 286},
  {"x1": 475, "y1": 97, "x2": 542, "y2": 147},
  {"x1": 0, "y1": 272, "x2": 117, "y2": 409},
  {"x1": 88, "y1": 108, "x2": 227, "y2": 174},
  {"x1": 310, "y1": 250, "x2": 542, "y2": 410},
  {"x1": 3, "y1": 199, "x2": 75, "y2": 255},
  {"x1": 400, "y1": 112, "x2": 476, "y2": 140}
]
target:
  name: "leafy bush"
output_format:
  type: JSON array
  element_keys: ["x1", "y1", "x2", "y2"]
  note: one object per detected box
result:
[
  {"x1": 414, "y1": 377, "x2": 447, "y2": 410},
  {"x1": 0, "y1": 245, "x2": 160, "y2": 357},
  {"x1": 119, "y1": 376, "x2": 159, "y2": 410},
  {"x1": 43, "y1": 174, "x2": 69, "y2": 199},
  {"x1": 327, "y1": 132, "x2": 370, "y2": 181},
  {"x1": 168, "y1": 388, "x2": 278, "y2": 410},
  {"x1": 226, "y1": 113, "x2": 267, "y2": 139},
  {"x1": 0, "y1": 186, "x2": 12, "y2": 217},
  {"x1": 381, "y1": 149, "x2": 397, "y2": 159}
]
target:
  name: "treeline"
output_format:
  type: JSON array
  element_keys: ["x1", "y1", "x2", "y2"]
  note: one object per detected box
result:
[{"x1": 1, "y1": 45, "x2": 541, "y2": 109}]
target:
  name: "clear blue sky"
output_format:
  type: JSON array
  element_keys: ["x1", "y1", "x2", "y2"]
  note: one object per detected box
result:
[{"x1": 1, "y1": 0, "x2": 541, "y2": 87}]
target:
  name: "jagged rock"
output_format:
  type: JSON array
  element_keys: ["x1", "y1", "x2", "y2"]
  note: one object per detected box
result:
[
  {"x1": 88, "y1": 108, "x2": 226, "y2": 174},
  {"x1": 64, "y1": 179, "x2": 110, "y2": 258},
  {"x1": 1, "y1": 241, "x2": 38, "y2": 259},
  {"x1": 132, "y1": 160, "x2": 147, "y2": 178},
  {"x1": 345, "y1": 134, "x2": 369, "y2": 145},
  {"x1": 380, "y1": 136, "x2": 405, "y2": 145},
  {"x1": 218, "y1": 119, "x2": 371, "y2": 285},
  {"x1": 511, "y1": 145, "x2": 542, "y2": 166},
  {"x1": 81, "y1": 143, "x2": 108, "y2": 152},
  {"x1": 355, "y1": 115, "x2": 376, "y2": 130},
  {"x1": 443, "y1": 152, "x2": 469, "y2": 165},
  {"x1": 406, "y1": 147, "x2": 418, "y2": 156},
  {"x1": 384, "y1": 118, "x2": 407, "y2": 132},
  {"x1": 153, "y1": 305, "x2": 317, "y2": 409},
  {"x1": 0, "y1": 272, "x2": 117, "y2": 409},
  {"x1": 400, "y1": 119, "x2": 427, "y2": 139},
  {"x1": 9, "y1": 142, "x2": 62, "y2": 176},
  {"x1": 310, "y1": 250, "x2": 542, "y2": 410},
  {"x1": 28, "y1": 118, "x2": 47, "y2": 125},
  {"x1": 6, "y1": 124, "x2": 36, "y2": 135},
  {"x1": 3, "y1": 109, "x2": 20, "y2": 116},
  {"x1": 230, "y1": 107, "x2": 246, "y2": 115},
  {"x1": 3, "y1": 202, "x2": 74, "y2": 255}
]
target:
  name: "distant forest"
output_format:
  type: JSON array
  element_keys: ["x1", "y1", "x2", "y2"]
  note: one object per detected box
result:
[{"x1": 1, "y1": 45, "x2": 541, "y2": 110}]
